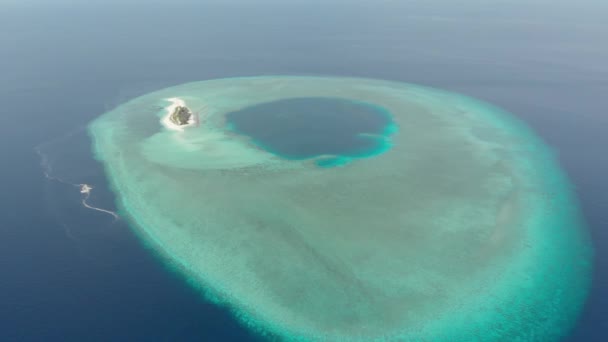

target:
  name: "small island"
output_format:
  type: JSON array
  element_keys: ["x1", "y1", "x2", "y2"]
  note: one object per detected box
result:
[
  {"x1": 161, "y1": 97, "x2": 196, "y2": 131},
  {"x1": 169, "y1": 105, "x2": 193, "y2": 126}
]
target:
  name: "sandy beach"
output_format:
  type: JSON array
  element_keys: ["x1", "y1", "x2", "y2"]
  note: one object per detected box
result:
[{"x1": 161, "y1": 97, "x2": 195, "y2": 131}]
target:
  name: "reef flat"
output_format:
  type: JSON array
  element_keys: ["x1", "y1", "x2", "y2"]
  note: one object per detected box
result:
[{"x1": 89, "y1": 76, "x2": 591, "y2": 341}]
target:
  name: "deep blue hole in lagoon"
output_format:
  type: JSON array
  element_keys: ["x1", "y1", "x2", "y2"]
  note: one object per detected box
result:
[{"x1": 225, "y1": 97, "x2": 396, "y2": 167}]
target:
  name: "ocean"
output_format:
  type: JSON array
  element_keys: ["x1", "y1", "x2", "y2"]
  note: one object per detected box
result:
[{"x1": 1, "y1": 1, "x2": 606, "y2": 341}]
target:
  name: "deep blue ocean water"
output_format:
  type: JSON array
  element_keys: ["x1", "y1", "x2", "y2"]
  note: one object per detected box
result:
[
  {"x1": 1, "y1": 2, "x2": 606, "y2": 341},
  {"x1": 226, "y1": 97, "x2": 394, "y2": 165}
]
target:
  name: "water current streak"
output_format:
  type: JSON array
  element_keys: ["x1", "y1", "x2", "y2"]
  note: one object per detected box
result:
[{"x1": 35, "y1": 140, "x2": 120, "y2": 221}]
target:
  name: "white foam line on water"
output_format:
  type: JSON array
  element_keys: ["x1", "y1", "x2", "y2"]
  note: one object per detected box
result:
[
  {"x1": 34, "y1": 145, "x2": 120, "y2": 222},
  {"x1": 79, "y1": 184, "x2": 120, "y2": 220}
]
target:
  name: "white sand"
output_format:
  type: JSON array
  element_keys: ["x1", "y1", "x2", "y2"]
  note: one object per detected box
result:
[{"x1": 161, "y1": 97, "x2": 196, "y2": 131}]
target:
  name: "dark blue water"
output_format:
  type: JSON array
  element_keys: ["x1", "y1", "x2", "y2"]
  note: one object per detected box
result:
[
  {"x1": 226, "y1": 97, "x2": 394, "y2": 166},
  {"x1": 1, "y1": 2, "x2": 606, "y2": 341}
]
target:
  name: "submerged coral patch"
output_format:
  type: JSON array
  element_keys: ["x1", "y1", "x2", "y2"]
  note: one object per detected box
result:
[{"x1": 89, "y1": 76, "x2": 591, "y2": 341}]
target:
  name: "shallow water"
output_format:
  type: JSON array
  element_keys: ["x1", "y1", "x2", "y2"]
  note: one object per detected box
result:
[{"x1": 89, "y1": 76, "x2": 591, "y2": 341}]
